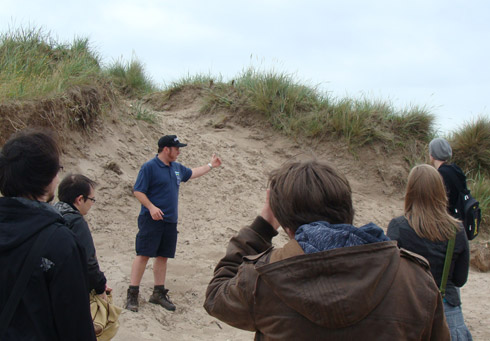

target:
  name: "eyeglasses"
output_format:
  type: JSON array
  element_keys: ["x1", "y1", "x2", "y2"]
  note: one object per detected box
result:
[{"x1": 85, "y1": 196, "x2": 96, "y2": 203}]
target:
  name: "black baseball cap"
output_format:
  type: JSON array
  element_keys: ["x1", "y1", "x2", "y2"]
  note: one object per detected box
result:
[{"x1": 158, "y1": 135, "x2": 187, "y2": 148}]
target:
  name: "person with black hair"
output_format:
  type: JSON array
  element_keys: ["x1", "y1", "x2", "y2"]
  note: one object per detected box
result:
[
  {"x1": 0, "y1": 129, "x2": 96, "y2": 340},
  {"x1": 54, "y1": 174, "x2": 110, "y2": 300}
]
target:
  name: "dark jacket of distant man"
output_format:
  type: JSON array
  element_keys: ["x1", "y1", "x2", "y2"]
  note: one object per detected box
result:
[{"x1": 54, "y1": 201, "x2": 107, "y2": 294}]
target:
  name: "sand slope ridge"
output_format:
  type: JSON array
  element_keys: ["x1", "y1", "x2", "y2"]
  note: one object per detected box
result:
[{"x1": 59, "y1": 93, "x2": 489, "y2": 340}]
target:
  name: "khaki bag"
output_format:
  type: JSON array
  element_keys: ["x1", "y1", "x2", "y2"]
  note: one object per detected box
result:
[{"x1": 90, "y1": 291, "x2": 122, "y2": 340}]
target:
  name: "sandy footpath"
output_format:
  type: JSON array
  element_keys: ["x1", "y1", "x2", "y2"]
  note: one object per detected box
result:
[{"x1": 60, "y1": 96, "x2": 489, "y2": 340}]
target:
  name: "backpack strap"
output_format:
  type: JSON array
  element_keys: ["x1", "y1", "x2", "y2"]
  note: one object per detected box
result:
[
  {"x1": 439, "y1": 236, "x2": 456, "y2": 297},
  {"x1": 0, "y1": 225, "x2": 58, "y2": 338}
]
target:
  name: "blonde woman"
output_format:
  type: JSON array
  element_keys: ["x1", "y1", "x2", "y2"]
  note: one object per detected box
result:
[{"x1": 387, "y1": 164, "x2": 472, "y2": 340}]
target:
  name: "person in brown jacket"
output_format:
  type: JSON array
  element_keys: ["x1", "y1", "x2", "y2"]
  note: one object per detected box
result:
[{"x1": 204, "y1": 160, "x2": 450, "y2": 340}]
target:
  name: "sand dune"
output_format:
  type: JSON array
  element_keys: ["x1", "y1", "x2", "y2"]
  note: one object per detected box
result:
[{"x1": 59, "y1": 94, "x2": 489, "y2": 340}]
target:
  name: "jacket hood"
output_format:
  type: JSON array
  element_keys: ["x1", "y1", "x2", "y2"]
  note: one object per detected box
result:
[
  {"x1": 441, "y1": 163, "x2": 466, "y2": 182},
  {"x1": 0, "y1": 197, "x2": 63, "y2": 251},
  {"x1": 256, "y1": 223, "x2": 400, "y2": 329},
  {"x1": 295, "y1": 221, "x2": 390, "y2": 253},
  {"x1": 53, "y1": 201, "x2": 79, "y2": 216}
]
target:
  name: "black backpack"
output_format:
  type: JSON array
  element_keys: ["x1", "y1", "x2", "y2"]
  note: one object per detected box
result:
[{"x1": 447, "y1": 168, "x2": 481, "y2": 240}]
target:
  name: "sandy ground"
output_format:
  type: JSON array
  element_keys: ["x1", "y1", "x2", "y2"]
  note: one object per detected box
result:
[{"x1": 59, "y1": 95, "x2": 489, "y2": 340}]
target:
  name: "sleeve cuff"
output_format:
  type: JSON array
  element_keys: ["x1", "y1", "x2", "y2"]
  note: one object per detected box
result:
[
  {"x1": 249, "y1": 216, "x2": 278, "y2": 242},
  {"x1": 95, "y1": 277, "x2": 107, "y2": 294}
]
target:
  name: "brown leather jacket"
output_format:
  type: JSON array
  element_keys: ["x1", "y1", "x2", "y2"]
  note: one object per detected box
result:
[{"x1": 204, "y1": 217, "x2": 450, "y2": 340}]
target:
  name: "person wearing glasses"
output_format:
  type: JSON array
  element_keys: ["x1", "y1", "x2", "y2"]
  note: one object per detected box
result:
[
  {"x1": 0, "y1": 129, "x2": 96, "y2": 340},
  {"x1": 54, "y1": 174, "x2": 110, "y2": 301}
]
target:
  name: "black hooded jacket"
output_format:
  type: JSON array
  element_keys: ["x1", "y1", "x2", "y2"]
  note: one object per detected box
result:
[
  {"x1": 53, "y1": 201, "x2": 107, "y2": 294},
  {"x1": 0, "y1": 197, "x2": 96, "y2": 341},
  {"x1": 438, "y1": 163, "x2": 467, "y2": 218}
]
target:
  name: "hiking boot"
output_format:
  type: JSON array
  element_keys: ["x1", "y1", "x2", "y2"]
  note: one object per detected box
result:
[
  {"x1": 149, "y1": 285, "x2": 176, "y2": 311},
  {"x1": 125, "y1": 286, "x2": 139, "y2": 312}
]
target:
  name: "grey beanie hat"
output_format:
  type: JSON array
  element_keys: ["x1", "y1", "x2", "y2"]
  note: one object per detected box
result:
[{"x1": 429, "y1": 137, "x2": 452, "y2": 161}]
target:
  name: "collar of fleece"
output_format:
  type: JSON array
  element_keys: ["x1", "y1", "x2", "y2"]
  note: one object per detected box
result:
[
  {"x1": 295, "y1": 221, "x2": 390, "y2": 254},
  {"x1": 53, "y1": 201, "x2": 79, "y2": 215}
]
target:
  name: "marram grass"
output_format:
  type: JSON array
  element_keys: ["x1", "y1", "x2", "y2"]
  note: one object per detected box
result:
[
  {"x1": 0, "y1": 27, "x2": 102, "y2": 100},
  {"x1": 105, "y1": 58, "x2": 158, "y2": 97},
  {"x1": 191, "y1": 66, "x2": 435, "y2": 150},
  {"x1": 0, "y1": 27, "x2": 157, "y2": 101},
  {"x1": 450, "y1": 116, "x2": 490, "y2": 176}
]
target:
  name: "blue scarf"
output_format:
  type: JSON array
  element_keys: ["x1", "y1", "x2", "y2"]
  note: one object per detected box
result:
[{"x1": 295, "y1": 221, "x2": 389, "y2": 254}]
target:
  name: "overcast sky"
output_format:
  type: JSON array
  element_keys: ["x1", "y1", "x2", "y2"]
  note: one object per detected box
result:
[{"x1": 2, "y1": 0, "x2": 489, "y2": 134}]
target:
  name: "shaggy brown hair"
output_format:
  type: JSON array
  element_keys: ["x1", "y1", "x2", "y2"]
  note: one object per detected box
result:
[
  {"x1": 268, "y1": 160, "x2": 354, "y2": 232},
  {"x1": 404, "y1": 164, "x2": 461, "y2": 241}
]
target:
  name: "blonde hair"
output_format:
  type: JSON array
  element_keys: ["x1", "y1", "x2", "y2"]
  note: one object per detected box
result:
[{"x1": 404, "y1": 164, "x2": 460, "y2": 241}]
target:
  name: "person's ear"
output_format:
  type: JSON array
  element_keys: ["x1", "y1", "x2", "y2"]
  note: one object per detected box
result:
[{"x1": 75, "y1": 194, "x2": 85, "y2": 205}]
